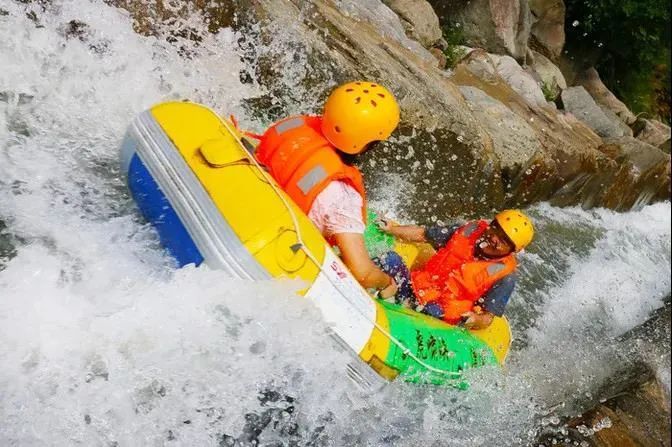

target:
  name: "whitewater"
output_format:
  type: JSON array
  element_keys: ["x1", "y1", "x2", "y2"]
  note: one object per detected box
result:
[{"x1": 1, "y1": 1, "x2": 670, "y2": 445}]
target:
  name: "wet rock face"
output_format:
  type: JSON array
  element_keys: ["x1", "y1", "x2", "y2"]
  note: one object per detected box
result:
[
  {"x1": 109, "y1": 0, "x2": 238, "y2": 36},
  {"x1": 112, "y1": 0, "x2": 670, "y2": 218},
  {"x1": 633, "y1": 118, "x2": 672, "y2": 152},
  {"x1": 560, "y1": 87, "x2": 631, "y2": 138},
  {"x1": 489, "y1": 54, "x2": 548, "y2": 108},
  {"x1": 382, "y1": 0, "x2": 442, "y2": 48},
  {"x1": 429, "y1": 0, "x2": 531, "y2": 62},
  {"x1": 359, "y1": 126, "x2": 505, "y2": 219},
  {"x1": 538, "y1": 302, "x2": 671, "y2": 447},
  {"x1": 528, "y1": 0, "x2": 565, "y2": 60},
  {"x1": 575, "y1": 68, "x2": 637, "y2": 126},
  {"x1": 458, "y1": 86, "x2": 542, "y2": 168},
  {"x1": 529, "y1": 49, "x2": 566, "y2": 100},
  {"x1": 538, "y1": 380, "x2": 671, "y2": 447},
  {"x1": 0, "y1": 219, "x2": 16, "y2": 270},
  {"x1": 596, "y1": 137, "x2": 671, "y2": 209}
]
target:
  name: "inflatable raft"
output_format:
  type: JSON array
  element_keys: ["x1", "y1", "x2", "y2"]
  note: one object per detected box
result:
[{"x1": 120, "y1": 102, "x2": 511, "y2": 388}]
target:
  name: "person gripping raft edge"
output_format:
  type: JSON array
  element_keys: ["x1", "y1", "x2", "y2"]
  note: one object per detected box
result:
[{"x1": 254, "y1": 81, "x2": 401, "y2": 299}]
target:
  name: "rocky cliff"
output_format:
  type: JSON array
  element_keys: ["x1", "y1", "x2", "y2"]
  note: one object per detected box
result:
[{"x1": 109, "y1": 0, "x2": 670, "y2": 221}]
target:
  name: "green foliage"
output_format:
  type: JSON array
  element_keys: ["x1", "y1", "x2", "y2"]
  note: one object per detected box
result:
[
  {"x1": 540, "y1": 81, "x2": 558, "y2": 102},
  {"x1": 564, "y1": 0, "x2": 671, "y2": 123},
  {"x1": 441, "y1": 22, "x2": 467, "y2": 69}
]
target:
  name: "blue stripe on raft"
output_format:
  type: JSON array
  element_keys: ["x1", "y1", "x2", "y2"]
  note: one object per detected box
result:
[{"x1": 127, "y1": 153, "x2": 204, "y2": 267}]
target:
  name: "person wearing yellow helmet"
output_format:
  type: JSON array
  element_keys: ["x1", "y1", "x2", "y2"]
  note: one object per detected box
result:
[
  {"x1": 255, "y1": 81, "x2": 401, "y2": 298},
  {"x1": 375, "y1": 210, "x2": 534, "y2": 329}
]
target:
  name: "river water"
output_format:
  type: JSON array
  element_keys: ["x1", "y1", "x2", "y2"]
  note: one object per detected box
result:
[{"x1": 1, "y1": 1, "x2": 670, "y2": 445}]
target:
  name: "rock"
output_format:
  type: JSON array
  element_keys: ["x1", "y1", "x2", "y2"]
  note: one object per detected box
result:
[
  {"x1": 598, "y1": 104, "x2": 634, "y2": 138},
  {"x1": 428, "y1": 47, "x2": 447, "y2": 68},
  {"x1": 574, "y1": 381, "x2": 670, "y2": 447},
  {"x1": 576, "y1": 67, "x2": 637, "y2": 125},
  {"x1": 111, "y1": 0, "x2": 237, "y2": 36},
  {"x1": 537, "y1": 303, "x2": 671, "y2": 446},
  {"x1": 538, "y1": 380, "x2": 671, "y2": 447},
  {"x1": 529, "y1": 49, "x2": 566, "y2": 100},
  {"x1": 458, "y1": 86, "x2": 542, "y2": 168},
  {"x1": 528, "y1": 0, "x2": 565, "y2": 60},
  {"x1": 60, "y1": 20, "x2": 91, "y2": 41},
  {"x1": 383, "y1": 0, "x2": 443, "y2": 48},
  {"x1": 561, "y1": 87, "x2": 630, "y2": 138},
  {"x1": 114, "y1": 0, "x2": 671, "y2": 216},
  {"x1": 552, "y1": 136, "x2": 670, "y2": 210},
  {"x1": 429, "y1": 0, "x2": 531, "y2": 61},
  {"x1": 451, "y1": 55, "x2": 612, "y2": 207},
  {"x1": 328, "y1": 0, "x2": 435, "y2": 62},
  {"x1": 633, "y1": 119, "x2": 671, "y2": 150},
  {"x1": 457, "y1": 48, "x2": 499, "y2": 82},
  {"x1": 594, "y1": 137, "x2": 670, "y2": 210},
  {"x1": 490, "y1": 54, "x2": 548, "y2": 108}
]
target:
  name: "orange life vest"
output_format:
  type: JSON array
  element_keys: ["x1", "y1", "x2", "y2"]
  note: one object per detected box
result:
[
  {"x1": 255, "y1": 115, "x2": 367, "y2": 220},
  {"x1": 411, "y1": 220, "x2": 517, "y2": 324}
]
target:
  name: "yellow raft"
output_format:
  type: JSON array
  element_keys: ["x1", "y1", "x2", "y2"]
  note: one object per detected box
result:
[{"x1": 120, "y1": 102, "x2": 512, "y2": 388}]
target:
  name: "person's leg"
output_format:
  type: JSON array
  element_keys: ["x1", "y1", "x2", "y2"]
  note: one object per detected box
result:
[{"x1": 373, "y1": 251, "x2": 416, "y2": 306}]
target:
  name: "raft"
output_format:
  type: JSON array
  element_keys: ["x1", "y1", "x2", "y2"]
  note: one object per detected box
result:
[{"x1": 120, "y1": 102, "x2": 511, "y2": 388}]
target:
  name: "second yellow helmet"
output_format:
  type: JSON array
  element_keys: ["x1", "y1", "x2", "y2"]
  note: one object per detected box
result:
[
  {"x1": 321, "y1": 81, "x2": 400, "y2": 154},
  {"x1": 495, "y1": 209, "x2": 534, "y2": 252}
]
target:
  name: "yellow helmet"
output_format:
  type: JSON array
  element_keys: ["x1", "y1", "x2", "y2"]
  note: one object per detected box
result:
[
  {"x1": 495, "y1": 209, "x2": 534, "y2": 252},
  {"x1": 321, "y1": 81, "x2": 400, "y2": 154}
]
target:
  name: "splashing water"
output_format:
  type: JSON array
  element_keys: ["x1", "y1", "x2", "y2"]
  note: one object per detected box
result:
[{"x1": 1, "y1": 1, "x2": 670, "y2": 445}]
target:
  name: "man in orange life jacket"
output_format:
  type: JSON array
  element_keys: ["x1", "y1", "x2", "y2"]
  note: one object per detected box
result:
[
  {"x1": 376, "y1": 210, "x2": 534, "y2": 330},
  {"x1": 255, "y1": 81, "x2": 401, "y2": 298}
]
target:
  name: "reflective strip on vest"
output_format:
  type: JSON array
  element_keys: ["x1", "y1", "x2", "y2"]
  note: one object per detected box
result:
[
  {"x1": 486, "y1": 262, "x2": 507, "y2": 276},
  {"x1": 276, "y1": 117, "x2": 305, "y2": 134},
  {"x1": 462, "y1": 222, "x2": 480, "y2": 237},
  {"x1": 297, "y1": 165, "x2": 328, "y2": 195}
]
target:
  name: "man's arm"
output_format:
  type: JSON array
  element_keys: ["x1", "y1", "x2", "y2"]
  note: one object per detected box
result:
[
  {"x1": 462, "y1": 273, "x2": 517, "y2": 330},
  {"x1": 380, "y1": 220, "x2": 462, "y2": 248},
  {"x1": 333, "y1": 232, "x2": 397, "y2": 298},
  {"x1": 381, "y1": 223, "x2": 427, "y2": 243}
]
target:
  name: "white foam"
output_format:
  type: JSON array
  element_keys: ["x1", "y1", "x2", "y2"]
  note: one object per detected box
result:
[{"x1": 1, "y1": 1, "x2": 670, "y2": 445}]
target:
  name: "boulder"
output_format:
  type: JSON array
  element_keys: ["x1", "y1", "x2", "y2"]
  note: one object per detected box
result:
[
  {"x1": 558, "y1": 137, "x2": 672, "y2": 210},
  {"x1": 457, "y1": 48, "x2": 499, "y2": 82},
  {"x1": 429, "y1": 0, "x2": 531, "y2": 61},
  {"x1": 490, "y1": 54, "x2": 548, "y2": 108},
  {"x1": 539, "y1": 378, "x2": 671, "y2": 447},
  {"x1": 327, "y1": 0, "x2": 436, "y2": 63},
  {"x1": 529, "y1": 49, "x2": 566, "y2": 100},
  {"x1": 528, "y1": 0, "x2": 565, "y2": 60},
  {"x1": 451, "y1": 54, "x2": 612, "y2": 207},
  {"x1": 561, "y1": 87, "x2": 631, "y2": 138},
  {"x1": 458, "y1": 86, "x2": 542, "y2": 168},
  {"x1": 382, "y1": 0, "x2": 443, "y2": 48},
  {"x1": 576, "y1": 67, "x2": 637, "y2": 125},
  {"x1": 428, "y1": 47, "x2": 447, "y2": 69},
  {"x1": 536, "y1": 304, "x2": 671, "y2": 447},
  {"x1": 633, "y1": 119, "x2": 671, "y2": 151},
  {"x1": 598, "y1": 104, "x2": 634, "y2": 138}
]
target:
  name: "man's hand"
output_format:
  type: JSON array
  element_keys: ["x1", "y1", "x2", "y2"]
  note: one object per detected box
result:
[
  {"x1": 378, "y1": 275, "x2": 398, "y2": 299},
  {"x1": 375, "y1": 219, "x2": 428, "y2": 243},
  {"x1": 461, "y1": 311, "x2": 494, "y2": 330},
  {"x1": 375, "y1": 215, "x2": 395, "y2": 233}
]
